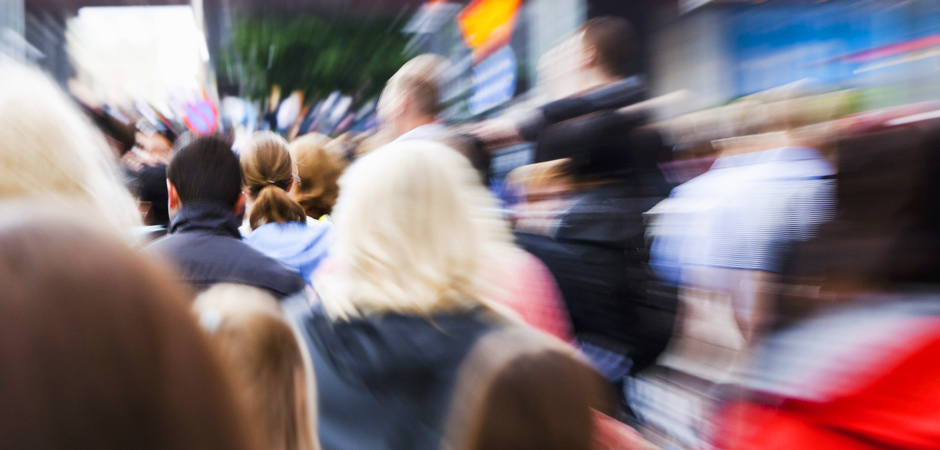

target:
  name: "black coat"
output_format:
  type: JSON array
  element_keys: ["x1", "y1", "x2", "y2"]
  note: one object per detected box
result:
[
  {"x1": 147, "y1": 202, "x2": 305, "y2": 299},
  {"x1": 516, "y1": 79, "x2": 678, "y2": 372},
  {"x1": 294, "y1": 303, "x2": 496, "y2": 450}
]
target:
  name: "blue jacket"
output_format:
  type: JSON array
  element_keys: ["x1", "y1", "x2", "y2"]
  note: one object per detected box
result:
[
  {"x1": 147, "y1": 202, "x2": 306, "y2": 299},
  {"x1": 243, "y1": 220, "x2": 334, "y2": 285}
]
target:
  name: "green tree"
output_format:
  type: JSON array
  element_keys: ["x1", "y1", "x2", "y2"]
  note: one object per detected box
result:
[{"x1": 221, "y1": 15, "x2": 409, "y2": 101}]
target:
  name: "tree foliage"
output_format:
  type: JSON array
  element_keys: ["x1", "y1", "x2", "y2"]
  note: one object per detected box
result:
[{"x1": 222, "y1": 15, "x2": 409, "y2": 100}]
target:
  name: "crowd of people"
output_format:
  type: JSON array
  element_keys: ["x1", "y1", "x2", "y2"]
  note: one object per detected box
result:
[{"x1": 3, "y1": 14, "x2": 940, "y2": 450}]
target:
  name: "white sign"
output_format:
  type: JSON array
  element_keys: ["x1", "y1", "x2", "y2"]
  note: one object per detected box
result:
[{"x1": 469, "y1": 45, "x2": 517, "y2": 115}]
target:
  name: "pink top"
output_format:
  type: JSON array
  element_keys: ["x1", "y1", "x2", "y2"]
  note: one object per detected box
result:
[
  {"x1": 491, "y1": 251, "x2": 574, "y2": 342},
  {"x1": 312, "y1": 252, "x2": 574, "y2": 341}
]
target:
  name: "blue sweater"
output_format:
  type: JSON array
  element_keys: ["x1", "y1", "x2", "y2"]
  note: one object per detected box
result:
[{"x1": 243, "y1": 220, "x2": 335, "y2": 285}]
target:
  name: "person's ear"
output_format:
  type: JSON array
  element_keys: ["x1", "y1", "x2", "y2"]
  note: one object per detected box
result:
[
  {"x1": 234, "y1": 191, "x2": 247, "y2": 217},
  {"x1": 582, "y1": 44, "x2": 597, "y2": 70},
  {"x1": 167, "y1": 179, "x2": 180, "y2": 215}
]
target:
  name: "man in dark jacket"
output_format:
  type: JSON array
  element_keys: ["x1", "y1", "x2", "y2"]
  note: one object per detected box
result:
[
  {"x1": 147, "y1": 135, "x2": 305, "y2": 299},
  {"x1": 509, "y1": 17, "x2": 678, "y2": 379}
]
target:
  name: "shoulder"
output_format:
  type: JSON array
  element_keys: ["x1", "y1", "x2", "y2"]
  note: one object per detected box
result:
[{"x1": 153, "y1": 232, "x2": 305, "y2": 297}]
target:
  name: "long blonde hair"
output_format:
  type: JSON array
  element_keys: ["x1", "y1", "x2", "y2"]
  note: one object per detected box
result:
[
  {"x1": 194, "y1": 284, "x2": 319, "y2": 450},
  {"x1": 241, "y1": 131, "x2": 307, "y2": 230},
  {"x1": 317, "y1": 140, "x2": 508, "y2": 320},
  {"x1": 0, "y1": 63, "x2": 140, "y2": 234}
]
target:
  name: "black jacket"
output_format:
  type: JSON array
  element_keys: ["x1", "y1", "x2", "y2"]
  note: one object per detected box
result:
[
  {"x1": 294, "y1": 303, "x2": 496, "y2": 450},
  {"x1": 516, "y1": 80, "x2": 677, "y2": 371},
  {"x1": 147, "y1": 202, "x2": 305, "y2": 298}
]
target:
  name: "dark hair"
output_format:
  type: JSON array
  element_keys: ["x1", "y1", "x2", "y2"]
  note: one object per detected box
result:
[
  {"x1": 775, "y1": 121, "x2": 940, "y2": 326},
  {"x1": 445, "y1": 133, "x2": 491, "y2": 188},
  {"x1": 167, "y1": 135, "x2": 242, "y2": 208},
  {"x1": 0, "y1": 207, "x2": 257, "y2": 450},
  {"x1": 580, "y1": 16, "x2": 635, "y2": 78}
]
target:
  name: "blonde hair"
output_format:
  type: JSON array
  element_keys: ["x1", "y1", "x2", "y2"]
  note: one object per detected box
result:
[
  {"x1": 506, "y1": 159, "x2": 573, "y2": 201},
  {"x1": 194, "y1": 284, "x2": 319, "y2": 450},
  {"x1": 0, "y1": 63, "x2": 140, "y2": 234},
  {"x1": 317, "y1": 140, "x2": 509, "y2": 320},
  {"x1": 288, "y1": 133, "x2": 346, "y2": 219},
  {"x1": 241, "y1": 131, "x2": 307, "y2": 230},
  {"x1": 379, "y1": 54, "x2": 449, "y2": 119}
]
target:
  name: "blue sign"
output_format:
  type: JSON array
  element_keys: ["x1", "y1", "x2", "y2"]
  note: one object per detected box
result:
[{"x1": 469, "y1": 45, "x2": 517, "y2": 115}]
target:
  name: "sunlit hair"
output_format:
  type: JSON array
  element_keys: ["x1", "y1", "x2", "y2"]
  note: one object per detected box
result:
[
  {"x1": 379, "y1": 53, "x2": 449, "y2": 120},
  {"x1": 507, "y1": 159, "x2": 573, "y2": 201},
  {"x1": 289, "y1": 133, "x2": 346, "y2": 219},
  {"x1": 241, "y1": 131, "x2": 307, "y2": 230},
  {"x1": 194, "y1": 284, "x2": 319, "y2": 450},
  {"x1": 317, "y1": 140, "x2": 510, "y2": 320},
  {"x1": 444, "y1": 327, "x2": 607, "y2": 450},
  {"x1": 0, "y1": 63, "x2": 140, "y2": 233}
]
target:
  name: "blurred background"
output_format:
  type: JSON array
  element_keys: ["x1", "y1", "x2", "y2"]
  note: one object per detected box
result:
[
  {"x1": 11, "y1": 0, "x2": 940, "y2": 145},
  {"x1": 6, "y1": 0, "x2": 940, "y2": 181},
  {"x1": 8, "y1": 2, "x2": 940, "y2": 449}
]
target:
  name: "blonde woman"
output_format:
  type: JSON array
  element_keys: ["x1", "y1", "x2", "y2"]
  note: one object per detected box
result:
[
  {"x1": 195, "y1": 284, "x2": 319, "y2": 450},
  {"x1": 0, "y1": 63, "x2": 140, "y2": 236},
  {"x1": 296, "y1": 140, "x2": 519, "y2": 450},
  {"x1": 241, "y1": 132, "x2": 335, "y2": 285}
]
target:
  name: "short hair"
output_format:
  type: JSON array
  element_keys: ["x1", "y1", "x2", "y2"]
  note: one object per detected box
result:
[
  {"x1": 444, "y1": 133, "x2": 491, "y2": 188},
  {"x1": 381, "y1": 54, "x2": 448, "y2": 118},
  {"x1": 289, "y1": 133, "x2": 346, "y2": 219},
  {"x1": 240, "y1": 132, "x2": 307, "y2": 229},
  {"x1": 167, "y1": 135, "x2": 242, "y2": 208},
  {"x1": 579, "y1": 16, "x2": 635, "y2": 78},
  {"x1": 0, "y1": 206, "x2": 253, "y2": 450},
  {"x1": 194, "y1": 284, "x2": 318, "y2": 450},
  {"x1": 317, "y1": 140, "x2": 508, "y2": 320}
]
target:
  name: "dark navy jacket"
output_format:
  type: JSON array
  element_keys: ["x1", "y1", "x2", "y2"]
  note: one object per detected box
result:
[
  {"x1": 147, "y1": 201, "x2": 305, "y2": 299},
  {"x1": 292, "y1": 302, "x2": 496, "y2": 450}
]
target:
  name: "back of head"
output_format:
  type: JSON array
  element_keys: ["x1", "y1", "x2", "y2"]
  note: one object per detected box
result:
[
  {"x1": 289, "y1": 133, "x2": 346, "y2": 219},
  {"x1": 379, "y1": 54, "x2": 448, "y2": 124},
  {"x1": 445, "y1": 328, "x2": 606, "y2": 450},
  {"x1": 579, "y1": 16, "x2": 636, "y2": 78},
  {"x1": 444, "y1": 133, "x2": 491, "y2": 188},
  {"x1": 195, "y1": 284, "x2": 316, "y2": 450},
  {"x1": 241, "y1": 132, "x2": 307, "y2": 229},
  {"x1": 0, "y1": 63, "x2": 140, "y2": 232},
  {"x1": 319, "y1": 140, "x2": 504, "y2": 319},
  {"x1": 0, "y1": 204, "x2": 252, "y2": 450},
  {"x1": 167, "y1": 135, "x2": 242, "y2": 208}
]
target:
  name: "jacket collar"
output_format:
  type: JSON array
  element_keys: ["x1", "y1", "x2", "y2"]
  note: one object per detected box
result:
[{"x1": 168, "y1": 201, "x2": 241, "y2": 238}]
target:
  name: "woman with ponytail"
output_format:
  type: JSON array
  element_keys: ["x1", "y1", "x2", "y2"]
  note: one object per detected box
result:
[{"x1": 241, "y1": 132, "x2": 334, "y2": 285}]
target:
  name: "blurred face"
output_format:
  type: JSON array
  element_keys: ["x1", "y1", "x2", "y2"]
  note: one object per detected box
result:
[
  {"x1": 526, "y1": 180, "x2": 571, "y2": 215},
  {"x1": 135, "y1": 132, "x2": 173, "y2": 159}
]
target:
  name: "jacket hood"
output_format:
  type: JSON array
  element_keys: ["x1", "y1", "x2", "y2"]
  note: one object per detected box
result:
[
  {"x1": 243, "y1": 221, "x2": 334, "y2": 284},
  {"x1": 303, "y1": 304, "x2": 494, "y2": 385},
  {"x1": 168, "y1": 201, "x2": 241, "y2": 238}
]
